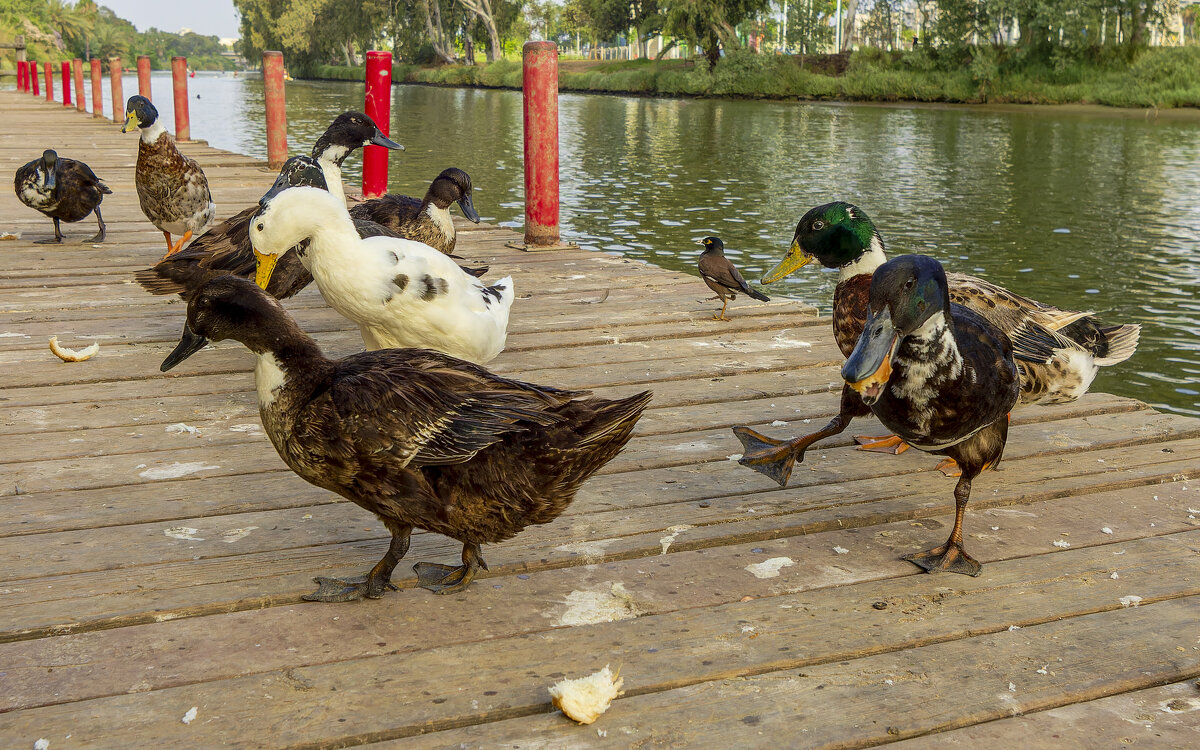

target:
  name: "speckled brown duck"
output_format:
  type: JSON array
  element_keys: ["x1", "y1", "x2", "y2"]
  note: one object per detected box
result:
[
  {"x1": 161, "y1": 276, "x2": 652, "y2": 599},
  {"x1": 349, "y1": 167, "x2": 480, "y2": 255},
  {"x1": 696, "y1": 236, "x2": 769, "y2": 321},
  {"x1": 14, "y1": 149, "x2": 112, "y2": 243}
]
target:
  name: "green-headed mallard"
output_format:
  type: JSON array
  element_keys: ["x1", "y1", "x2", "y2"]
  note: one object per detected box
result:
[
  {"x1": 14, "y1": 149, "x2": 112, "y2": 243},
  {"x1": 349, "y1": 167, "x2": 481, "y2": 255},
  {"x1": 160, "y1": 275, "x2": 651, "y2": 598},
  {"x1": 696, "y1": 236, "x2": 770, "y2": 321}
]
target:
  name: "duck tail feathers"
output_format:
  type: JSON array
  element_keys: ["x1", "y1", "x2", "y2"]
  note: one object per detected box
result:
[
  {"x1": 133, "y1": 267, "x2": 187, "y2": 297},
  {"x1": 575, "y1": 391, "x2": 653, "y2": 448},
  {"x1": 1095, "y1": 324, "x2": 1141, "y2": 366}
]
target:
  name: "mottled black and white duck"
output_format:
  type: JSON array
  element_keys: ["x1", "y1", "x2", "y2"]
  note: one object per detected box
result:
[{"x1": 14, "y1": 149, "x2": 112, "y2": 243}]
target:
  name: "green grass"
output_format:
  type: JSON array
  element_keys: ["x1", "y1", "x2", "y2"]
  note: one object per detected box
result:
[{"x1": 303, "y1": 46, "x2": 1200, "y2": 109}]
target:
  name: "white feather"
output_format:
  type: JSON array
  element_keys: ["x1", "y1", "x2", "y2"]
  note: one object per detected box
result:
[{"x1": 254, "y1": 352, "x2": 288, "y2": 407}]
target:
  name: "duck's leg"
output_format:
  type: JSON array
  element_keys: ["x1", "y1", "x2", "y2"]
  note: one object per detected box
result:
[
  {"x1": 902, "y1": 472, "x2": 981, "y2": 576},
  {"x1": 162, "y1": 231, "x2": 174, "y2": 254},
  {"x1": 303, "y1": 526, "x2": 412, "y2": 602},
  {"x1": 733, "y1": 384, "x2": 870, "y2": 487},
  {"x1": 163, "y1": 230, "x2": 193, "y2": 258},
  {"x1": 854, "y1": 434, "x2": 910, "y2": 454},
  {"x1": 87, "y1": 206, "x2": 107, "y2": 243},
  {"x1": 414, "y1": 542, "x2": 489, "y2": 595},
  {"x1": 35, "y1": 218, "x2": 64, "y2": 244}
]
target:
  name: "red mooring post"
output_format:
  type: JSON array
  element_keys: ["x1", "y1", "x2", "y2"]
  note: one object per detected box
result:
[
  {"x1": 31, "y1": 61, "x2": 40, "y2": 96},
  {"x1": 171, "y1": 57, "x2": 190, "y2": 140},
  {"x1": 61, "y1": 61, "x2": 71, "y2": 106},
  {"x1": 109, "y1": 57, "x2": 123, "y2": 123},
  {"x1": 362, "y1": 50, "x2": 393, "y2": 199},
  {"x1": 73, "y1": 59, "x2": 85, "y2": 112},
  {"x1": 262, "y1": 51, "x2": 287, "y2": 170},
  {"x1": 522, "y1": 41, "x2": 561, "y2": 247},
  {"x1": 137, "y1": 55, "x2": 151, "y2": 99},
  {"x1": 90, "y1": 58, "x2": 103, "y2": 117},
  {"x1": 44, "y1": 61, "x2": 53, "y2": 101},
  {"x1": 16, "y1": 61, "x2": 25, "y2": 92}
]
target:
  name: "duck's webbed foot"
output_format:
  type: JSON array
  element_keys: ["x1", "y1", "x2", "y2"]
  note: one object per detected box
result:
[
  {"x1": 86, "y1": 209, "x2": 106, "y2": 243},
  {"x1": 35, "y1": 219, "x2": 63, "y2": 244},
  {"x1": 854, "y1": 434, "x2": 910, "y2": 454},
  {"x1": 902, "y1": 541, "x2": 981, "y2": 577},
  {"x1": 303, "y1": 574, "x2": 398, "y2": 602},
  {"x1": 414, "y1": 542, "x2": 488, "y2": 595}
]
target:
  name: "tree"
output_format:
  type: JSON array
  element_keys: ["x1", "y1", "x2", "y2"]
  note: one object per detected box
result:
[
  {"x1": 664, "y1": 0, "x2": 771, "y2": 68},
  {"x1": 457, "y1": 0, "x2": 503, "y2": 60}
]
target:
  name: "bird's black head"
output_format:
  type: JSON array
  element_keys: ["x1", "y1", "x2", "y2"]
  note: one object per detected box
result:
[
  {"x1": 262, "y1": 156, "x2": 328, "y2": 207},
  {"x1": 695, "y1": 236, "x2": 725, "y2": 255},
  {"x1": 430, "y1": 167, "x2": 479, "y2": 222},
  {"x1": 122, "y1": 95, "x2": 157, "y2": 132},
  {"x1": 869, "y1": 254, "x2": 950, "y2": 335},
  {"x1": 40, "y1": 150, "x2": 58, "y2": 169},
  {"x1": 311, "y1": 111, "x2": 403, "y2": 165},
  {"x1": 161, "y1": 276, "x2": 289, "y2": 371}
]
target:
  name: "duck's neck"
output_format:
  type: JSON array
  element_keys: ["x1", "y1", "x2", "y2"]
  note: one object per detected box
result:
[
  {"x1": 316, "y1": 155, "x2": 346, "y2": 206},
  {"x1": 837, "y1": 233, "x2": 887, "y2": 284},
  {"x1": 894, "y1": 311, "x2": 963, "y2": 393},
  {"x1": 140, "y1": 120, "x2": 167, "y2": 145},
  {"x1": 424, "y1": 201, "x2": 456, "y2": 239},
  {"x1": 252, "y1": 335, "x2": 325, "y2": 408}
]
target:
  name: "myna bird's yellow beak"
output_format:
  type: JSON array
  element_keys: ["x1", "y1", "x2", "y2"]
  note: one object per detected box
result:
[
  {"x1": 254, "y1": 250, "x2": 279, "y2": 290},
  {"x1": 761, "y1": 238, "x2": 815, "y2": 284},
  {"x1": 121, "y1": 111, "x2": 137, "y2": 134}
]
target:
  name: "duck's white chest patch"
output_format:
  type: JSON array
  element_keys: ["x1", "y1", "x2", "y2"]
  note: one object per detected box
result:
[
  {"x1": 425, "y1": 204, "x2": 455, "y2": 240},
  {"x1": 254, "y1": 352, "x2": 288, "y2": 407}
]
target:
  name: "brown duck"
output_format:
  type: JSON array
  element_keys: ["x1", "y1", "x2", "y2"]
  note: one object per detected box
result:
[
  {"x1": 161, "y1": 276, "x2": 651, "y2": 599},
  {"x1": 349, "y1": 167, "x2": 481, "y2": 255},
  {"x1": 696, "y1": 236, "x2": 770, "y2": 321}
]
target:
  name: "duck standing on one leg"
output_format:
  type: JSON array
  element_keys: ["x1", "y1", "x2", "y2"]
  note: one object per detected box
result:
[
  {"x1": 160, "y1": 276, "x2": 652, "y2": 599},
  {"x1": 14, "y1": 149, "x2": 112, "y2": 244},
  {"x1": 842, "y1": 254, "x2": 1019, "y2": 576},
  {"x1": 349, "y1": 167, "x2": 481, "y2": 255},
  {"x1": 733, "y1": 201, "x2": 1139, "y2": 485},
  {"x1": 123, "y1": 95, "x2": 216, "y2": 258},
  {"x1": 696, "y1": 236, "x2": 769, "y2": 321}
]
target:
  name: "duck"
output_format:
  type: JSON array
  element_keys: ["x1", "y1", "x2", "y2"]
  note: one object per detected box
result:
[
  {"x1": 14, "y1": 149, "x2": 112, "y2": 243},
  {"x1": 251, "y1": 185, "x2": 513, "y2": 364},
  {"x1": 348, "y1": 167, "x2": 481, "y2": 255},
  {"x1": 696, "y1": 236, "x2": 770, "y2": 321},
  {"x1": 133, "y1": 110, "x2": 409, "y2": 300},
  {"x1": 733, "y1": 201, "x2": 1140, "y2": 485},
  {"x1": 160, "y1": 275, "x2": 651, "y2": 598},
  {"x1": 841, "y1": 255, "x2": 1020, "y2": 576}
]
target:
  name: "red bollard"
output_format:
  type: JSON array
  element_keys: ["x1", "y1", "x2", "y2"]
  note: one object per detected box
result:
[
  {"x1": 16, "y1": 61, "x2": 24, "y2": 92},
  {"x1": 44, "y1": 61, "x2": 53, "y2": 101},
  {"x1": 91, "y1": 59, "x2": 103, "y2": 117},
  {"x1": 61, "y1": 61, "x2": 71, "y2": 106},
  {"x1": 73, "y1": 59, "x2": 85, "y2": 112},
  {"x1": 109, "y1": 57, "x2": 123, "y2": 124},
  {"x1": 137, "y1": 55, "x2": 151, "y2": 99},
  {"x1": 31, "y1": 61, "x2": 40, "y2": 96},
  {"x1": 262, "y1": 51, "x2": 288, "y2": 170},
  {"x1": 521, "y1": 41, "x2": 561, "y2": 247},
  {"x1": 362, "y1": 51, "x2": 393, "y2": 199},
  {"x1": 171, "y1": 57, "x2": 190, "y2": 140}
]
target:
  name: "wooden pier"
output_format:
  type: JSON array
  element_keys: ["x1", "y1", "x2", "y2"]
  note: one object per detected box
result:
[{"x1": 2, "y1": 90, "x2": 1200, "y2": 748}]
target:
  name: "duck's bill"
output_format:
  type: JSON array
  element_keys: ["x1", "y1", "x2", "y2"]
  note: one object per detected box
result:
[
  {"x1": 458, "y1": 193, "x2": 481, "y2": 223},
  {"x1": 842, "y1": 311, "x2": 898, "y2": 406},
  {"x1": 161, "y1": 324, "x2": 209, "y2": 372},
  {"x1": 761, "y1": 238, "x2": 814, "y2": 284},
  {"x1": 121, "y1": 111, "x2": 137, "y2": 134},
  {"x1": 259, "y1": 180, "x2": 289, "y2": 207},
  {"x1": 370, "y1": 131, "x2": 404, "y2": 150},
  {"x1": 254, "y1": 249, "x2": 279, "y2": 290},
  {"x1": 43, "y1": 169, "x2": 56, "y2": 192}
]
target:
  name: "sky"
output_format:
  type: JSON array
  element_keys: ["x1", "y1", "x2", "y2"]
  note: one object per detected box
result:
[{"x1": 100, "y1": 0, "x2": 241, "y2": 39}]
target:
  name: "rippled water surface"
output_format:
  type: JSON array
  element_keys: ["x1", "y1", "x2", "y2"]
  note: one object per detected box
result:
[{"x1": 69, "y1": 72, "x2": 1200, "y2": 415}]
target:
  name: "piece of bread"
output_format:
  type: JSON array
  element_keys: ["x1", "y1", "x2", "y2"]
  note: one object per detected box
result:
[{"x1": 548, "y1": 665, "x2": 623, "y2": 725}]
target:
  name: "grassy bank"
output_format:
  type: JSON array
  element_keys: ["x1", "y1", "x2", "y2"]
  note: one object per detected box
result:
[{"x1": 305, "y1": 46, "x2": 1200, "y2": 109}]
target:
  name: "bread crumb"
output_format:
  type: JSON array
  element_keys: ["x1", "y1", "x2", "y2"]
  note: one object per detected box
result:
[
  {"x1": 549, "y1": 665, "x2": 623, "y2": 725},
  {"x1": 49, "y1": 336, "x2": 99, "y2": 362},
  {"x1": 182, "y1": 706, "x2": 198, "y2": 724}
]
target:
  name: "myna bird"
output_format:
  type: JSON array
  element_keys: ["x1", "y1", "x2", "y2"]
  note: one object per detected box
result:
[{"x1": 696, "y1": 236, "x2": 769, "y2": 321}]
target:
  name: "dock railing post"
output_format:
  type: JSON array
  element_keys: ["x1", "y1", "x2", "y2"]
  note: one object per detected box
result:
[
  {"x1": 61, "y1": 61, "x2": 71, "y2": 106},
  {"x1": 16, "y1": 60, "x2": 25, "y2": 93},
  {"x1": 171, "y1": 56, "x2": 190, "y2": 140},
  {"x1": 363, "y1": 50, "x2": 392, "y2": 200},
  {"x1": 73, "y1": 59, "x2": 85, "y2": 112},
  {"x1": 137, "y1": 55, "x2": 151, "y2": 99},
  {"x1": 91, "y1": 58, "x2": 103, "y2": 118},
  {"x1": 109, "y1": 57, "x2": 123, "y2": 124},
  {"x1": 262, "y1": 51, "x2": 287, "y2": 170},
  {"x1": 519, "y1": 41, "x2": 567, "y2": 250},
  {"x1": 44, "y1": 61, "x2": 53, "y2": 101},
  {"x1": 31, "y1": 60, "x2": 39, "y2": 96}
]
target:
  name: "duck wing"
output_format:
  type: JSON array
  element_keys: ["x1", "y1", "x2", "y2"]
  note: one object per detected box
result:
[
  {"x1": 947, "y1": 272, "x2": 1092, "y2": 335},
  {"x1": 349, "y1": 194, "x2": 422, "y2": 231}
]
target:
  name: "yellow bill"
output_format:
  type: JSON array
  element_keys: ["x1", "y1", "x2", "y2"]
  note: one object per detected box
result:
[
  {"x1": 121, "y1": 111, "x2": 138, "y2": 134},
  {"x1": 761, "y1": 238, "x2": 815, "y2": 284},
  {"x1": 254, "y1": 250, "x2": 279, "y2": 290}
]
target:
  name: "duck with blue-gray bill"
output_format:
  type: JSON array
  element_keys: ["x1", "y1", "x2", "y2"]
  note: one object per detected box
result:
[
  {"x1": 14, "y1": 149, "x2": 111, "y2": 243},
  {"x1": 696, "y1": 236, "x2": 769, "y2": 321}
]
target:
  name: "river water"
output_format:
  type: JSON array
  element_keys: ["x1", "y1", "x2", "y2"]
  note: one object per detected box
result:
[{"x1": 38, "y1": 72, "x2": 1200, "y2": 416}]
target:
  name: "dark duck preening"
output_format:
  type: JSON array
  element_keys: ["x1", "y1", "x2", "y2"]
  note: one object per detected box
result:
[
  {"x1": 133, "y1": 113, "x2": 406, "y2": 299},
  {"x1": 123, "y1": 95, "x2": 216, "y2": 258},
  {"x1": 696, "y1": 236, "x2": 770, "y2": 321},
  {"x1": 842, "y1": 255, "x2": 1020, "y2": 576},
  {"x1": 14, "y1": 149, "x2": 112, "y2": 243},
  {"x1": 160, "y1": 276, "x2": 651, "y2": 599},
  {"x1": 733, "y1": 201, "x2": 1140, "y2": 484},
  {"x1": 349, "y1": 167, "x2": 481, "y2": 255}
]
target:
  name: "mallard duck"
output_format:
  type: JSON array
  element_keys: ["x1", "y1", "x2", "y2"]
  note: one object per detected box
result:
[
  {"x1": 251, "y1": 186, "x2": 513, "y2": 364},
  {"x1": 733, "y1": 201, "x2": 1140, "y2": 484},
  {"x1": 133, "y1": 109, "x2": 414, "y2": 300},
  {"x1": 842, "y1": 255, "x2": 1019, "y2": 575},
  {"x1": 160, "y1": 276, "x2": 651, "y2": 598},
  {"x1": 123, "y1": 95, "x2": 216, "y2": 258},
  {"x1": 348, "y1": 167, "x2": 480, "y2": 255},
  {"x1": 696, "y1": 236, "x2": 770, "y2": 321},
  {"x1": 14, "y1": 149, "x2": 112, "y2": 243}
]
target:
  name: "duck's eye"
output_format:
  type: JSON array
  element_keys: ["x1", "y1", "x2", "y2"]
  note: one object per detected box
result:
[
  {"x1": 256, "y1": 223, "x2": 264, "y2": 232},
  {"x1": 904, "y1": 279, "x2": 915, "y2": 290},
  {"x1": 812, "y1": 220, "x2": 825, "y2": 230}
]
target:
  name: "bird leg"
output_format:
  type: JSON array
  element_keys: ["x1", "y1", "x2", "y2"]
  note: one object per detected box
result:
[
  {"x1": 902, "y1": 475, "x2": 981, "y2": 576},
  {"x1": 854, "y1": 434, "x2": 910, "y2": 454},
  {"x1": 934, "y1": 457, "x2": 961, "y2": 476},
  {"x1": 414, "y1": 542, "x2": 489, "y2": 595},
  {"x1": 35, "y1": 218, "x2": 64, "y2": 244},
  {"x1": 303, "y1": 527, "x2": 412, "y2": 602},
  {"x1": 713, "y1": 298, "x2": 731, "y2": 322},
  {"x1": 162, "y1": 230, "x2": 193, "y2": 259},
  {"x1": 87, "y1": 207, "x2": 106, "y2": 243}
]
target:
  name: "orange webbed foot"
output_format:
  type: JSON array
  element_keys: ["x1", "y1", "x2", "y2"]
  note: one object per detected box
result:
[{"x1": 854, "y1": 434, "x2": 910, "y2": 455}]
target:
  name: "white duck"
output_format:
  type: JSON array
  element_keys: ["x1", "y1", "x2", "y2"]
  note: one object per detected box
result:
[{"x1": 249, "y1": 186, "x2": 513, "y2": 364}]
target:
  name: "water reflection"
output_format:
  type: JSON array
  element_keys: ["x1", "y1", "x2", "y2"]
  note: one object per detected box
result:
[{"x1": 67, "y1": 73, "x2": 1200, "y2": 416}]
